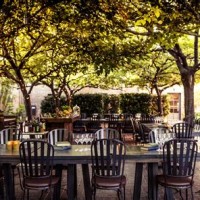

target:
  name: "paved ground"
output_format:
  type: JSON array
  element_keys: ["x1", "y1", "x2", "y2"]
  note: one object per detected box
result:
[{"x1": 4, "y1": 161, "x2": 200, "y2": 200}]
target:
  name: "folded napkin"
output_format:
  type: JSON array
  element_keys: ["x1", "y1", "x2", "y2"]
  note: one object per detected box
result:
[
  {"x1": 55, "y1": 141, "x2": 71, "y2": 147},
  {"x1": 53, "y1": 145, "x2": 71, "y2": 151},
  {"x1": 54, "y1": 141, "x2": 71, "y2": 151},
  {"x1": 141, "y1": 143, "x2": 159, "y2": 151}
]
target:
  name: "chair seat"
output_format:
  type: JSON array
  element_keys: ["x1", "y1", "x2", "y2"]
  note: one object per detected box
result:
[
  {"x1": 24, "y1": 175, "x2": 59, "y2": 189},
  {"x1": 92, "y1": 175, "x2": 126, "y2": 188},
  {"x1": 157, "y1": 174, "x2": 193, "y2": 188}
]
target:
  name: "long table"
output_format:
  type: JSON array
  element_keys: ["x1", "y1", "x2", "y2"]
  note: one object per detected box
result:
[{"x1": 0, "y1": 144, "x2": 163, "y2": 200}]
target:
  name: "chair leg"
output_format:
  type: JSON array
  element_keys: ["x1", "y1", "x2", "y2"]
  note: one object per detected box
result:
[
  {"x1": 164, "y1": 188, "x2": 167, "y2": 200},
  {"x1": 91, "y1": 184, "x2": 96, "y2": 200},
  {"x1": 93, "y1": 188, "x2": 96, "y2": 200},
  {"x1": 179, "y1": 189, "x2": 184, "y2": 200},
  {"x1": 27, "y1": 189, "x2": 30, "y2": 200},
  {"x1": 39, "y1": 190, "x2": 45, "y2": 199},
  {"x1": 155, "y1": 183, "x2": 158, "y2": 200},
  {"x1": 117, "y1": 188, "x2": 122, "y2": 200},
  {"x1": 191, "y1": 188, "x2": 194, "y2": 200},
  {"x1": 123, "y1": 186, "x2": 125, "y2": 200},
  {"x1": 186, "y1": 189, "x2": 188, "y2": 200}
]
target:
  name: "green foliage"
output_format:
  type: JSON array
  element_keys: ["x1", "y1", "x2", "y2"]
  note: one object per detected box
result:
[
  {"x1": 41, "y1": 92, "x2": 169, "y2": 117},
  {"x1": 102, "y1": 94, "x2": 119, "y2": 113},
  {"x1": 120, "y1": 93, "x2": 152, "y2": 116},
  {"x1": 150, "y1": 95, "x2": 170, "y2": 117},
  {"x1": 0, "y1": 79, "x2": 14, "y2": 114},
  {"x1": 15, "y1": 104, "x2": 26, "y2": 120},
  {"x1": 73, "y1": 94, "x2": 103, "y2": 116},
  {"x1": 40, "y1": 95, "x2": 67, "y2": 114}
]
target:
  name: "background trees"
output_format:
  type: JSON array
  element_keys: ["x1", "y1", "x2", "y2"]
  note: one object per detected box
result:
[
  {"x1": 0, "y1": 2, "x2": 60, "y2": 120},
  {"x1": 0, "y1": 0, "x2": 199, "y2": 122}
]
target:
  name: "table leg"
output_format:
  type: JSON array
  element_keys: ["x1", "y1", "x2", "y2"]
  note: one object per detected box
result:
[
  {"x1": 2, "y1": 163, "x2": 15, "y2": 200},
  {"x1": 147, "y1": 163, "x2": 158, "y2": 200},
  {"x1": 67, "y1": 164, "x2": 76, "y2": 200},
  {"x1": 82, "y1": 164, "x2": 92, "y2": 200},
  {"x1": 54, "y1": 164, "x2": 63, "y2": 200},
  {"x1": 133, "y1": 162, "x2": 143, "y2": 200},
  {"x1": 0, "y1": 165, "x2": 5, "y2": 199}
]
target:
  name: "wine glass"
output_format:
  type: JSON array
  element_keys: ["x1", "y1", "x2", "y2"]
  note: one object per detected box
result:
[
  {"x1": 74, "y1": 134, "x2": 80, "y2": 144},
  {"x1": 79, "y1": 134, "x2": 85, "y2": 145},
  {"x1": 157, "y1": 133, "x2": 164, "y2": 151}
]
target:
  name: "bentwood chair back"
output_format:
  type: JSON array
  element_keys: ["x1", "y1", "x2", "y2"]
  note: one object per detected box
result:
[
  {"x1": 0, "y1": 127, "x2": 22, "y2": 197},
  {"x1": 91, "y1": 138, "x2": 126, "y2": 200},
  {"x1": 94, "y1": 128, "x2": 120, "y2": 140},
  {"x1": 149, "y1": 127, "x2": 171, "y2": 144},
  {"x1": 156, "y1": 138, "x2": 198, "y2": 199},
  {"x1": 19, "y1": 139, "x2": 60, "y2": 199},
  {"x1": 172, "y1": 122, "x2": 193, "y2": 139},
  {"x1": 47, "y1": 129, "x2": 67, "y2": 145},
  {"x1": 0, "y1": 127, "x2": 21, "y2": 144}
]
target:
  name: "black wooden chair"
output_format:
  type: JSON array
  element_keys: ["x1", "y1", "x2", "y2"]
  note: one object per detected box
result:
[
  {"x1": 91, "y1": 138, "x2": 126, "y2": 200},
  {"x1": 132, "y1": 119, "x2": 149, "y2": 143},
  {"x1": 171, "y1": 122, "x2": 193, "y2": 139},
  {"x1": 156, "y1": 138, "x2": 198, "y2": 199},
  {"x1": 122, "y1": 119, "x2": 134, "y2": 134},
  {"x1": 19, "y1": 139, "x2": 60, "y2": 199},
  {"x1": 121, "y1": 117, "x2": 136, "y2": 144}
]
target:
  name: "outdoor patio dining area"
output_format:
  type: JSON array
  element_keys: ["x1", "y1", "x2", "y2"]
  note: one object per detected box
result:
[
  {"x1": 1, "y1": 115, "x2": 200, "y2": 200},
  {"x1": 10, "y1": 160, "x2": 200, "y2": 200},
  {"x1": 1, "y1": 1, "x2": 200, "y2": 199}
]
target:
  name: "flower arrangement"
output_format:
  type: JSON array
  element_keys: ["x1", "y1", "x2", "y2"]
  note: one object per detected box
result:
[{"x1": 55, "y1": 106, "x2": 72, "y2": 118}]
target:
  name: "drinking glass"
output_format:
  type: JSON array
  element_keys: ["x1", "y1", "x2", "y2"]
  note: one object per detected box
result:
[{"x1": 74, "y1": 134, "x2": 80, "y2": 144}]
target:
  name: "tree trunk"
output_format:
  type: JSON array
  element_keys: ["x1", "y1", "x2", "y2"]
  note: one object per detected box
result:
[
  {"x1": 157, "y1": 94, "x2": 163, "y2": 116},
  {"x1": 68, "y1": 95, "x2": 73, "y2": 108},
  {"x1": 168, "y1": 43, "x2": 196, "y2": 125},
  {"x1": 16, "y1": 86, "x2": 33, "y2": 122},
  {"x1": 55, "y1": 96, "x2": 61, "y2": 109},
  {"x1": 154, "y1": 86, "x2": 163, "y2": 116},
  {"x1": 181, "y1": 72, "x2": 195, "y2": 124},
  {"x1": 63, "y1": 88, "x2": 73, "y2": 108},
  {"x1": 21, "y1": 91, "x2": 32, "y2": 121}
]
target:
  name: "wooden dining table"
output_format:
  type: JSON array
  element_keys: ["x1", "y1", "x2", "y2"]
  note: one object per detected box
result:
[{"x1": 0, "y1": 143, "x2": 164, "y2": 200}]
